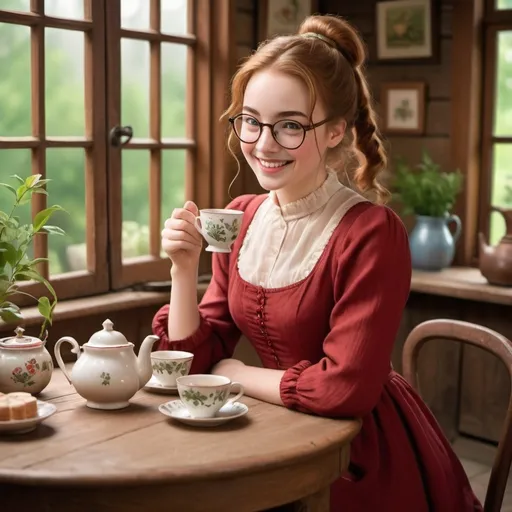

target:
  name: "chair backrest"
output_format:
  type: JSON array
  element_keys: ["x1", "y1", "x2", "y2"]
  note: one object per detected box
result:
[{"x1": 402, "y1": 319, "x2": 512, "y2": 512}]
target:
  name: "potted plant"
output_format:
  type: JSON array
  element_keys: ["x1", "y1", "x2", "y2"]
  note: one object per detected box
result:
[
  {"x1": 392, "y1": 150, "x2": 463, "y2": 271},
  {"x1": 0, "y1": 174, "x2": 65, "y2": 338}
]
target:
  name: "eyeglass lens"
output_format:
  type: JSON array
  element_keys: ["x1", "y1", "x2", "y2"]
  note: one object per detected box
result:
[{"x1": 233, "y1": 115, "x2": 305, "y2": 149}]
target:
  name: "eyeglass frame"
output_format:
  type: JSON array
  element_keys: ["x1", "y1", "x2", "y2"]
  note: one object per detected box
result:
[{"x1": 228, "y1": 113, "x2": 333, "y2": 150}]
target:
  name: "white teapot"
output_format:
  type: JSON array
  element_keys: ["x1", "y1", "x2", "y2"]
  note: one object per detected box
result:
[
  {"x1": 54, "y1": 319, "x2": 159, "y2": 410},
  {"x1": 0, "y1": 327, "x2": 54, "y2": 394}
]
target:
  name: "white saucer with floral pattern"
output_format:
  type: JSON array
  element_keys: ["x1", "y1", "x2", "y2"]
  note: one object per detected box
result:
[
  {"x1": 143, "y1": 376, "x2": 178, "y2": 395},
  {"x1": 158, "y1": 399, "x2": 248, "y2": 427},
  {"x1": 0, "y1": 400, "x2": 57, "y2": 435}
]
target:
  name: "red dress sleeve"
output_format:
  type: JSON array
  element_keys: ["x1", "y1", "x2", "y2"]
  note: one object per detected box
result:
[
  {"x1": 280, "y1": 205, "x2": 411, "y2": 418},
  {"x1": 152, "y1": 195, "x2": 256, "y2": 374}
]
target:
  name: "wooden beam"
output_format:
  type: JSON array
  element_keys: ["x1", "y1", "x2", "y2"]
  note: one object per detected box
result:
[{"x1": 451, "y1": 0, "x2": 484, "y2": 266}]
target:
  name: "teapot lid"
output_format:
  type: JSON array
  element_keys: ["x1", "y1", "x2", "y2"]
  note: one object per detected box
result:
[
  {"x1": 86, "y1": 319, "x2": 130, "y2": 347},
  {"x1": 0, "y1": 327, "x2": 43, "y2": 349}
]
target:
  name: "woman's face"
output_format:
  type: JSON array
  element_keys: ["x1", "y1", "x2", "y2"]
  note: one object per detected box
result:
[{"x1": 239, "y1": 70, "x2": 345, "y2": 205}]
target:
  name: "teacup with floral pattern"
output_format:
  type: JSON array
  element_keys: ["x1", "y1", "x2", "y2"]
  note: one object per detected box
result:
[
  {"x1": 151, "y1": 350, "x2": 194, "y2": 387},
  {"x1": 176, "y1": 374, "x2": 244, "y2": 418},
  {"x1": 194, "y1": 209, "x2": 244, "y2": 253}
]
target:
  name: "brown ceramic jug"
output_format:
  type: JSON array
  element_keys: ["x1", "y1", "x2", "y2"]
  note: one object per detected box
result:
[{"x1": 479, "y1": 206, "x2": 512, "y2": 286}]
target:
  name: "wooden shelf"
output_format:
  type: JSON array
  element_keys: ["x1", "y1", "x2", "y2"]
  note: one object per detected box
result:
[{"x1": 411, "y1": 267, "x2": 512, "y2": 306}]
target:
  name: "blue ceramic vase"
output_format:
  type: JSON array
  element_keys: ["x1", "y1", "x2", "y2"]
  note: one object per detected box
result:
[{"x1": 409, "y1": 214, "x2": 462, "y2": 271}]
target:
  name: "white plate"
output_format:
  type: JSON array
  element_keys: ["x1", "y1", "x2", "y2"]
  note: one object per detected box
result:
[
  {"x1": 144, "y1": 376, "x2": 178, "y2": 395},
  {"x1": 0, "y1": 400, "x2": 57, "y2": 435},
  {"x1": 158, "y1": 399, "x2": 248, "y2": 427}
]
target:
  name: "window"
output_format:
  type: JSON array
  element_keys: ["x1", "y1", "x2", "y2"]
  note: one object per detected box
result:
[
  {"x1": 480, "y1": 1, "x2": 512, "y2": 246},
  {"x1": 0, "y1": 0, "x2": 234, "y2": 307}
]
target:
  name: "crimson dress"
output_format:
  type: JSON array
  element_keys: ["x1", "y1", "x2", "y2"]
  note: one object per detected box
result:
[{"x1": 152, "y1": 194, "x2": 482, "y2": 512}]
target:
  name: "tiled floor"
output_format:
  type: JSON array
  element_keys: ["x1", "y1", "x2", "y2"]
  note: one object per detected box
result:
[{"x1": 453, "y1": 437, "x2": 512, "y2": 510}]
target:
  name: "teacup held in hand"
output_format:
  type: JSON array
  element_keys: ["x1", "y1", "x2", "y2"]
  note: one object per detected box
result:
[
  {"x1": 195, "y1": 209, "x2": 243, "y2": 253},
  {"x1": 176, "y1": 374, "x2": 244, "y2": 418}
]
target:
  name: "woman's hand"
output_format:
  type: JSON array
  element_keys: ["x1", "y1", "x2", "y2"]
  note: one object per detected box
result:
[
  {"x1": 161, "y1": 201, "x2": 203, "y2": 273},
  {"x1": 211, "y1": 358, "x2": 246, "y2": 380}
]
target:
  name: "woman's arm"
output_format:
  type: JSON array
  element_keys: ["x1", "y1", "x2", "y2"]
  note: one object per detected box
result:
[{"x1": 211, "y1": 358, "x2": 285, "y2": 406}]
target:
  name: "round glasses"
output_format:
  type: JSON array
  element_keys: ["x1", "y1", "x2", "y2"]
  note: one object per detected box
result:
[{"x1": 228, "y1": 114, "x2": 330, "y2": 150}]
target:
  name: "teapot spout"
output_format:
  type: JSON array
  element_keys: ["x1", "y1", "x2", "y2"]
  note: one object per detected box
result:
[
  {"x1": 478, "y1": 231, "x2": 492, "y2": 256},
  {"x1": 136, "y1": 334, "x2": 160, "y2": 389}
]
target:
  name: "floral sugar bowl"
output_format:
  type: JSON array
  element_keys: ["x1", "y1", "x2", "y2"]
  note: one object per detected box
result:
[{"x1": 0, "y1": 327, "x2": 53, "y2": 394}]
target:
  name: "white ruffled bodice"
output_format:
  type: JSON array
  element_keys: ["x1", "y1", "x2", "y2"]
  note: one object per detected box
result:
[{"x1": 237, "y1": 170, "x2": 367, "y2": 288}]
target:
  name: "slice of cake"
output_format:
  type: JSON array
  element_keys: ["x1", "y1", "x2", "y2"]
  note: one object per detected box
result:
[{"x1": 0, "y1": 393, "x2": 39, "y2": 421}]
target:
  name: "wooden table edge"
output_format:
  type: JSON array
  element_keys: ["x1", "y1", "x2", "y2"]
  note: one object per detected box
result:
[{"x1": 0, "y1": 418, "x2": 362, "y2": 487}]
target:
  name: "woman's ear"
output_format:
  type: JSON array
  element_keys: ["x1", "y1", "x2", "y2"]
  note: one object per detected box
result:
[{"x1": 327, "y1": 119, "x2": 347, "y2": 148}]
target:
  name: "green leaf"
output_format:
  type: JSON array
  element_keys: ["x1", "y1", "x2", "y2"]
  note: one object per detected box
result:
[
  {"x1": 0, "y1": 183, "x2": 17, "y2": 197},
  {"x1": 0, "y1": 304, "x2": 23, "y2": 323},
  {"x1": 25, "y1": 174, "x2": 42, "y2": 188},
  {"x1": 41, "y1": 225, "x2": 65, "y2": 236},
  {"x1": 10, "y1": 174, "x2": 25, "y2": 184},
  {"x1": 33, "y1": 206, "x2": 65, "y2": 233},
  {"x1": 37, "y1": 296, "x2": 52, "y2": 323},
  {"x1": 0, "y1": 241, "x2": 18, "y2": 266}
]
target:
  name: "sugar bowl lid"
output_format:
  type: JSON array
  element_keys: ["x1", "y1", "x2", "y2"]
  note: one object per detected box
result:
[
  {"x1": 0, "y1": 327, "x2": 44, "y2": 349},
  {"x1": 86, "y1": 319, "x2": 130, "y2": 347}
]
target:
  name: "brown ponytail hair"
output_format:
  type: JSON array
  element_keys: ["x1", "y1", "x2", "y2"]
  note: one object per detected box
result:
[{"x1": 222, "y1": 14, "x2": 389, "y2": 203}]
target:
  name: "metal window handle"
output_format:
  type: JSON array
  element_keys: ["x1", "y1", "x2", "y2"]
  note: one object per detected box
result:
[{"x1": 109, "y1": 125, "x2": 133, "y2": 147}]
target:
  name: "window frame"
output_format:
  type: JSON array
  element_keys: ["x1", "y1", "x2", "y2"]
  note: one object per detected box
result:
[
  {"x1": 478, "y1": 2, "x2": 512, "y2": 256},
  {"x1": 0, "y1": 0, "x2": 235, "y2": 308}
]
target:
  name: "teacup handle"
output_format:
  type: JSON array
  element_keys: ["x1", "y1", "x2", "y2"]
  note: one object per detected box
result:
[
  {"x1": 194, "y1": 217, "x2": 203, "y2": 236},
  {"x1": 226, "y1": 381, "x2": 244, "y2": 405}
]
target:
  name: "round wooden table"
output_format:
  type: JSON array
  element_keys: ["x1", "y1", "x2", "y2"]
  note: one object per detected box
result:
[{"x1": 0, "y1": 369, "x2": 361, "y2": 512}]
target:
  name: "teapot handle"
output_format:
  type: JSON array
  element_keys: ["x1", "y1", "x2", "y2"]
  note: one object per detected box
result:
[{"x1": 54, "y1": 336, "x2": 80, "y2": 385}]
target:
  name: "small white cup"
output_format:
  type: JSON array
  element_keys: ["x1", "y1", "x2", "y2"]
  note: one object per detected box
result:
[
  {"x1": 151, "y1": 350, "x2": 194, "y2": 387},
  {"x1": 194, "y1": 208, "x2": 244, "y2": 253},
  {"x1": 176, "y1": 374, "x2": 244, "y2": 418}
]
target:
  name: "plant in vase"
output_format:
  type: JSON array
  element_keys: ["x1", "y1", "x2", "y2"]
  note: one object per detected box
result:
[
  {"x1": 0, "y1": 174, "x2": 65, "y2": 394},
  {"x1": 0, "y1": 174, "x2": 65, "y2": 336},
  {"x1": 392, "y1": 150, "x2": 463, "y2": 271}
]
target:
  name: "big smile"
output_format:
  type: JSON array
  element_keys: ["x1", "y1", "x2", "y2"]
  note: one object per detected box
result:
[{"x1": 255, "y1": 158, "x2": 293, "y2": 172}]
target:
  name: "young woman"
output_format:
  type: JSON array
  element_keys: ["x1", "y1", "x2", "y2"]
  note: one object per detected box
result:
[{"x1": 152, "y1": 14, "x2": 481, "y2": 512}]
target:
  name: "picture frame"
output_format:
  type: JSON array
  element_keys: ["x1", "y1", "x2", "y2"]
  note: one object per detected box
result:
[
  {"x1": 376, "y1": 0, "x2": 437, "y2": 62},
  {"x1": 258, "y1": 0, "x2": 319, "y2": 42},
  {"x1": 380, "y1": 82, "x2": 426, "y2": 135}
]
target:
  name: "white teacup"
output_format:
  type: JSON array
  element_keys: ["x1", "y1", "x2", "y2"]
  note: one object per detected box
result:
[
  {"x1": 176, "y1": 374, "x2": 244, "y2": 418},
  {"x1": 194, "y1": 208, "x2": 244, "y2": 253},
  {"x1": 151, "y1": 350, "x2": 194, "y2": 387}
]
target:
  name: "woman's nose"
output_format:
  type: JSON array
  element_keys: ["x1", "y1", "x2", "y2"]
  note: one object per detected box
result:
[{"x1": 256, "y1": 126, "x2": 280, "y2": 152}]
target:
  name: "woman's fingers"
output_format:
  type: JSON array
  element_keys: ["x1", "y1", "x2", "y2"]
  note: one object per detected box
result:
[{"x1": 161, "y1": 227, "x2": 202, "y2": 247}]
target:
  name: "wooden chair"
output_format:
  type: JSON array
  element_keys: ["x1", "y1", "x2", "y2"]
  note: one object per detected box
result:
[{"x1": 402, "y1": 319, "x2": 512, "y2": 512}]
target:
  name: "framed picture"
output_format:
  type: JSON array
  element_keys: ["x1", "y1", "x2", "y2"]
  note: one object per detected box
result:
[
  {"x1": 381, "y1": 82, "x2": 426, "y2": 135},
  {"x1": 376, "y1": 0, "x2": 437, "y2": 62},
  {"x1": 258, "y1": 0, "x2": 319, "y2": 41}
]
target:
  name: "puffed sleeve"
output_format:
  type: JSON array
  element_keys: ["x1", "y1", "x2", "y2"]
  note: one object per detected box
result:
[
  {"x1": 152, "y1": 195, "x2": 255, "y2": 374},
  {"x1": 280, "y1": 205, "x2": 411, "y2": 418}
]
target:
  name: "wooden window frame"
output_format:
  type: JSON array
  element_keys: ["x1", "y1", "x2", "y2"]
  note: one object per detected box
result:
[
  {"x1": 477, "y1": 2, "x2": 512, "y2": 260},
  {"x1": 0, "y1": 0, "x2": 236, "y2": 307},
  {"x1": 0, "y1": 0, "x2": 109, "y2": 306}
]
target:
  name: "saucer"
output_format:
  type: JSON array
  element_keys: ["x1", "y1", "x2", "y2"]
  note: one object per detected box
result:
[
  {"x1": 158, "y1": 399, "x2": 248, "y2": 427},
  {"x1": 144, "y1": 376, "x2": 178, "y2": 395},
  {"x1": 0, "y1": 400, "x2": 57, "y2": 435}
]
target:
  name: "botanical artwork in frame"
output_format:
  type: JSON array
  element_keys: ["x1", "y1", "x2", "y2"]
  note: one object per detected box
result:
[
  {"x1": 260, "y1": 0, "x2": 318, "y2": 40},
  {"x1": 376, "y1": 0, "x2": 435, "y2": 62},
  {"x1": 381, "y1": 82, "x2": 426, "y2": 135}
]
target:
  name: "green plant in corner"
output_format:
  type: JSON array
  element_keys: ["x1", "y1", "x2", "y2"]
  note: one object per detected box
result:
[
  {"x1": 0, "y1": 174, "x2": 65, "y2": 339},
  {"x1": 392, "y1": 150, "x2": 463, "y2": 218}
]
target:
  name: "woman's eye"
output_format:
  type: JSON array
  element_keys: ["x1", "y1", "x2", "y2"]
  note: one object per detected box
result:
[
  {"x1": 243, "y1": 116, "x2": 259, "y2": 126},
  {"x1": 282, "y1": 121, "x2": 301, "y2": 130}
]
